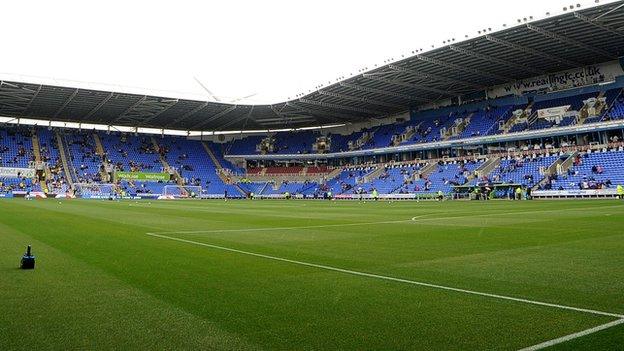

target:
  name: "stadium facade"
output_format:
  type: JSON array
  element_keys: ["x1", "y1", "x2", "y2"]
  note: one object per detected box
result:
[{"x1": 1, "y1": 0, "x2": 624, "y2": 200}]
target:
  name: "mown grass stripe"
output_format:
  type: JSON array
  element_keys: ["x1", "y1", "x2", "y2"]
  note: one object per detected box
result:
[{"x1": 146, "y1": 232, "x2": 624, "y2": 319}]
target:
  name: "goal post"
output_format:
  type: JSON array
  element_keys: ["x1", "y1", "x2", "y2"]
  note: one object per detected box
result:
[
  {"x1": 73, "y1": 183, "x2": 119, "y2": 199},
  {"x1": 161, "y1": 185, "x2": 203, "y2": 199}
]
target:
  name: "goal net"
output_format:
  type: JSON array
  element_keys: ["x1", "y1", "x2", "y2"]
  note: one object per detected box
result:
[
  {"x1": 161, "y1": 185, "x2": 203, "y2": 199},
  {"x1": 74, "y1": 183, "x2": 118, "y2": 199}
]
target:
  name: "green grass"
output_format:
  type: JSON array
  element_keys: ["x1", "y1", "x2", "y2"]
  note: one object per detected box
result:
[{"x1": 0, "y1": 199, "x2": 623, "y2": 350}]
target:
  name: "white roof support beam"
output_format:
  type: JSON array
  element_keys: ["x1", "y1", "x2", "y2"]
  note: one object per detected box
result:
[
  {"x1": 526, "y1": 23, "x2": 616, "y2": 60},
  {"x1": 265, "y1": 105, "x2": 318, "y2": 126},
  {"x1": 448, "y1": 45, "x2": 545, "y2": 76},
  {"x1": 111, "y1": 97, "x2": 178, "y2": 125},
  {"x1": 416, "y1": 55, "x2": 511, "y2": 82},
  {"x1": 339, "y1": 82, "x2": 431, "y2": 103},
  {"x1": 217, "y1": 107, "x2": 253, "y2": 131},
  {"x1": 362, "y1": 74, "x2": 459, "y2": 97},
  {"x1": 256, "y1": 118, "x2": 317, "y2": 127},
  {"x1": 0, "y1": 82, "x2": 40, "y2": 116},
  {"x1": 21, "y1": 85, "x2": 42, "y2": 115},
  {"x1": 268, "y1": 105, "x2": 322, "y2": 123},
  {"x1": 574, "y1": 12, "x2": 624, "y2": 38},
  {"x1": 387, "y1": 65, "x2": 484, "y2": 89},
  {"x1": 140, "y1": 99, "x2": 180, "y2": 124},
  {"x1": 190, "y1": 105, "x2": 238, "y2": 130},
  {"x1": 81, "y1": 92, "x2": 114, "y2": 121},
  {"x1": 485, "y1": 34, "x2": 582, "y2": 67},
  {"x1": 269, "y1": 105, "x2": 289, "y2": 120},
  {"x1": 318, "y1": 90, "x2": 405, "y2": 109},
  {"x1": 110, "y1": 96, "x2": 146, "y2": 123},
  {"x1": 592, "y1": 2, "x2": 624, "y2": 21},
  {"x1": 298, "y1": 98, "x2": 385, "y2": 115},
  {"x1": 285, "y1": 102, "x2": 361, "y2": 121},
  {"x1": 167, "y1": 102, "x2": 210, "y2": 127},
  {"x1": 53, "y1": 88, "x2": 79, "y2": 119}
]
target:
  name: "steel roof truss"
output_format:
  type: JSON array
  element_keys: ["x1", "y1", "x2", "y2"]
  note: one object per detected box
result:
[{"x1": 526, "y1": 23, "x2": 616, "y2": 59}]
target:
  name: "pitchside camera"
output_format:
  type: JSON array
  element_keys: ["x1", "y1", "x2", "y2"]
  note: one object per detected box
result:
[{"x1": 20, "y1": 245, "x2": 35, "y2": 269}]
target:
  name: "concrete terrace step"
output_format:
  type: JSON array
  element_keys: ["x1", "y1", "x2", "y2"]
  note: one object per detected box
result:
[
  {"x1": 151, "y1": 137, "x2": 184, "y2": 186},
  {"x1": 55, "y1": 131, "x2": 75, "y2": 187}
]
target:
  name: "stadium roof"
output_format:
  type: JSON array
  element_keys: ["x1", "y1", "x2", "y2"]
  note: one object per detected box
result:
[{"x1": 1, "y1": 1, "x2": 624, "y2": 132}]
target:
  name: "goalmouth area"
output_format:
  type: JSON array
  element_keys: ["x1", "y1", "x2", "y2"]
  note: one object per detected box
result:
[{"x1": 0, "y1": 199, "x2": 622, "y2": 350}]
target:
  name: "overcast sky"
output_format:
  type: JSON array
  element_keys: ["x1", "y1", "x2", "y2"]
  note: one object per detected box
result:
[{"x1": 0, "y1": 0, "x2": 616, "y2": 104}]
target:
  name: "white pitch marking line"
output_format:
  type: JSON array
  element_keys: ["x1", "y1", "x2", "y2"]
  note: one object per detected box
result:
[
  {"x1": 518, "y1": 318, "x2": 624, "y2": 351},
  {"x1": 148, "y1": 204, "x2": 624, "y2": 235},
  {"x1": 145, "y1": 232, "x2": 624, "y2": 319},
  {"x1": 149, "y1": 219, "x2": 417, "y2": 235}
]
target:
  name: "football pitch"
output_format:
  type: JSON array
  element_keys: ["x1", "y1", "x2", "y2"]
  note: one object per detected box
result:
[{"x1": 1, "y1": 199, "x2": 623, "y2": 350}]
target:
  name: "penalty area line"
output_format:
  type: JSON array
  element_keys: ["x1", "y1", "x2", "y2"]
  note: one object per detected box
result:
[
  {"x1": 145, "y1": 232, "x2": 624, "y2": 320},
  {"x1": 518, "y1": 318, "x2": 624, "y2": 351}
]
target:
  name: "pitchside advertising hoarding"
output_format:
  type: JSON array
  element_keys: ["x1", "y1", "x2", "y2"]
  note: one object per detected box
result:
[
  {"x1": 0, "y1": 167, "x2": 36, "y2": 178},
  {"x1": 115, "y1": 171, "x2": 169, "y2": 181},
  {"x1": 533, "y1": 189, "x2": 618, "y2": 197}
]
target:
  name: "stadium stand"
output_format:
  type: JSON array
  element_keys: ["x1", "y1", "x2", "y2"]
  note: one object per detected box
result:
[
  {"x1": 37, "y1": 129, "x2": 68, "y2": 194},
  {"x1": 156, "y1": 137, "x2": 241, "y2": 196},
  {"x1": 487, "y1": 155, "x2": 559, "y2": 188},
  {"x1": 1, "y1": 1, "x2": 624, "y2": 200},
  {"x1": 0, "y1": 128, "x2": 36, "y2": 194},
  {"x1": 1, "y1": 103, "x2": 624, "y2": 200},
  {"x1": 0, "y1": 86, "x2": 623, "y2": 200},
  {"x1": 547, "y1": 151, "x2": 624, "y2": 191},
  {"x1": 0, "y1": 128, "x2": 34, "y2": 168},
  {"x1": 64, "y1": 131, "x2": 102, "y2": 184},
  {"x1": 219, "y1": 91, "x2": 624, "y2": 156}
]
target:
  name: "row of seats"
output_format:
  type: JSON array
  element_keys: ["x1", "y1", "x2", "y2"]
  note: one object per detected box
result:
[
  {"x1": 550, "y1": 151, "x2": 624, "y2": 190},
  {"x1": 486, "y1": 155, "x2": 559, "y2": 187},
  {"x1": 0, "y1": 128, "x2": 34, "y2": 168},
  {"x1": 224, "y1": 89, "x2": 623, "y2": 155},
  {"x1": 64, "y1": 131, "x2": 102, "y2": 183}
]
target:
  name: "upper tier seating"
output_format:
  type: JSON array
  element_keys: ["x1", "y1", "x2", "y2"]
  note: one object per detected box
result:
[
  {"x1": 218, "y1": 89, "x2": 624, "y2": 157},
  {"x1": 532, "y1": 92, "x2": 597, "y2": 112},
  {"x1": 459, "y1": 106, "x2": 512, "y2": 139},
  {"x1": 272, "y1": 131, "x2": 318, "y2": 154},
  {"x1": 607, "y1": 96, "x2": 624, "y2": 120}
]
